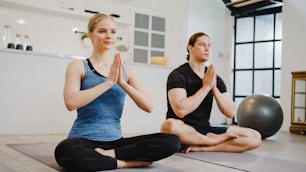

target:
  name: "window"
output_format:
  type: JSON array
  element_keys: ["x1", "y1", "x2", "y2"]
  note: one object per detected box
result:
[
  {"x1": 133, "y1": 13, "x2": 166, "y2": 64},
  {"x1": 232, "y1": 12, "x2": 282, "y2": 123}
]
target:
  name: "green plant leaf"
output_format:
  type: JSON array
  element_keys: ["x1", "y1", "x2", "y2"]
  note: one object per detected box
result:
[{"x1": 81, "y1": 33, "x2": 88, "y2": 40}]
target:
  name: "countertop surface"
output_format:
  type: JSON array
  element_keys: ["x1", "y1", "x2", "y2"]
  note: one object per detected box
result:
[
  {"x1": 0, "y1": 48, "x2": 173, "y2": 69},
  {"x1": 0, "y1": 48, "x2": 84, "y2": 59}
]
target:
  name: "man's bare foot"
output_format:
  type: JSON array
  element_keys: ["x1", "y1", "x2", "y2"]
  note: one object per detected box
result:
[
  {"x1": 225, "y1": 132, "x2": 239, "y2": 139},
  {"x1": 206, "y1": 132, "x2": 239, "y2": 142},
  {"x1": 181, "y1": 146, "x2": 192, "y2": 153},
  {"x1": 206, "y1": 132, "x2": 238, "y2": 139},
  {"x1": 117, "y1": 160, "x2": 153, "y2": 169},
  {"x1": 182, "y1": 145, "x2": 205, "y2": 153}
]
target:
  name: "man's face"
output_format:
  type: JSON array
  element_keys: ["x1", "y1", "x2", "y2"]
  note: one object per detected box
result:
[{"x1": 190, "y1": 35, "x2": 211, "y2": 62}]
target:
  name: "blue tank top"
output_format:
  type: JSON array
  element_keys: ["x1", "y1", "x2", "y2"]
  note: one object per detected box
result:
[{"x1": 68, "y1": 59, "x2": 126, "y2": 141}]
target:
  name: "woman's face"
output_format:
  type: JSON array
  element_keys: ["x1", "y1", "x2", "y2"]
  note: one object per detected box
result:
[
  {"x1": 189, "y1": 35, "x2": 211, "y2": 62},
  {"x1": 89, "y1": 18, "x2": 117, "y2": 50}
]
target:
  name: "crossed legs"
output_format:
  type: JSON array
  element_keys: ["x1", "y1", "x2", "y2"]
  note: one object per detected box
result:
[
  {"x1": 55, "y1": 133, "x2": 181, "y2": 171},
  {"x1": 161, "y1": 118, "x2": 261, "y2": 153}
]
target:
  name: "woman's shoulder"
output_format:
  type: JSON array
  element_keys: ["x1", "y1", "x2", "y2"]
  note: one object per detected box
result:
[
  {"x1": 66, "y1": 59, "x2": 86, "y2": 69},
  {"x1": 65, "y1": 59, "x2": 86, "y2": 75},
  {"x1": 68, "y1": 58, "x2": 85, "y2": 66}
]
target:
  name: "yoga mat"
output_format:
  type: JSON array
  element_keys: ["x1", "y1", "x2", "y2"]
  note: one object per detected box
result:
[
  {"x1": 7, "y1": 143, "x2": 184, "y2": 172},
  {"x1": 7, "y1": 143, "x2": 61, "y2": 171},
  {"x1": 176, "y1": 152, "x2": 306, "y2": 172}
]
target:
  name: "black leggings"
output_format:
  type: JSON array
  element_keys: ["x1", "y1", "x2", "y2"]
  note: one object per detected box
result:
[{"x1": 54, "y1": 133, "x2": 180, "y2": 171}]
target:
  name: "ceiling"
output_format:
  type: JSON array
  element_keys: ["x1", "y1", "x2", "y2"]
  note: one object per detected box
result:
[{"x1": 222, "y1": 0, "x2": 283, "y2": 17}]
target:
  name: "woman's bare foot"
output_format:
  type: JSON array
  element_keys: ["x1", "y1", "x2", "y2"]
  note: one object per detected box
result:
[
  {"x1": 117, "y1": 160, "x2": 152, "y2": 169},
  {"x1": 94, "y1": 148, "x2": 115, "y2": 158},
  {"x1": 95, "y1": 148, "x2": 152, "y2": 169}
]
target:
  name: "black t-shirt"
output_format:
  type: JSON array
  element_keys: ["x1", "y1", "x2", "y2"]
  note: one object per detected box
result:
[{"x1": 166, "y1": 63, "x2": 227, "y2": 129}]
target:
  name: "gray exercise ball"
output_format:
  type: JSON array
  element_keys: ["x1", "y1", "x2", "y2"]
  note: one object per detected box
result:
[{"x1": 237, "y1": 94, "x2": 283, "y2": 139}]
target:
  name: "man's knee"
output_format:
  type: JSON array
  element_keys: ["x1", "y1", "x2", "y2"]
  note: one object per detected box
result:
[
  {"x1": 250, "y1": 129, "x2": 262, "y2": 148},
  {"x1": 228, "y1": 126, "x2": 262, "y2": 151},
  {"x1": 160, "y1": 118, "x2": 181, "y2": 133}
]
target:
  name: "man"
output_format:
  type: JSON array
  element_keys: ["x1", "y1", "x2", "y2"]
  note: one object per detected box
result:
[{"x1": 161, "y1": 32, "x2": 261, "y2": 153}]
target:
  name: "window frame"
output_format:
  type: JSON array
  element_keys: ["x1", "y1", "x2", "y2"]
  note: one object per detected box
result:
[
  {"x1": 232, "y1": 12, "x2": 282, "y2": 123},
  {"x1": 132, "y1": 9, "x2": 168, "y2": 65}
]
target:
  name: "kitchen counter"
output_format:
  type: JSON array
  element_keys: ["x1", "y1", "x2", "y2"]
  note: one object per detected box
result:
[{"x1": 0, "y1": 48, "x2": 85, "y2": 60}]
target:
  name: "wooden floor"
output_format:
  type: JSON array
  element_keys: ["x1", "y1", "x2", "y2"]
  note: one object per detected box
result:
[{"x1": 0, "y1": 131, "x2": 305, "y2": 172}]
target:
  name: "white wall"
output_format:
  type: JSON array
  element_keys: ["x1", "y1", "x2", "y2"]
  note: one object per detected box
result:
[
  {"x1": 121, "y1": 64, "x2": 172, "y2": 133},
  {"x1": 0, "y1": 0, "x2": 132, "y2": 58},
  {"x1": 280, "y1": 0, "x2": 306, "y2": 131},
  {"x1": 0, "y1": 0, "x2": 190, "y2": 134},
  {"x1": 0, "y1": 0, "x2": 234, "y2": 135},
  {"x1": 0, "y1": 0, "x2": 187, "y2": 64},
  {"x1": 0, "y1": 50, "x2": 74, "y2": 134},
  {"x1": 186, "y1": 0, "x2": 306, "y2": 132},
  {"x1": 0, "y1": 50, "x2": 172, "y2": 134},
  {"x1": 187, "y1": 0, "x2": 232, "y2": 124}
]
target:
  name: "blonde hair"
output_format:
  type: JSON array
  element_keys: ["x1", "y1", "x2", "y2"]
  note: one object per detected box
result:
[{"x1": 87, "y1": 13, "x2": 115, "y2": 32}]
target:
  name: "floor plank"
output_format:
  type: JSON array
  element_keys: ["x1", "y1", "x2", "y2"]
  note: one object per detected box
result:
[{"x1": 0, "y1": 131, "x2": 305, "y2": 172}]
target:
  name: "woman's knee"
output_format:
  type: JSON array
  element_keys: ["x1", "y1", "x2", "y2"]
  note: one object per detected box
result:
[
  {"x1": 55, "y1": 138, "x2": 117, "y2": 171},
  {"x1": 146, "y1": 133, "x2": 181, "y2": 160},
  {"x1": 161, "y1": 133, "x2": 181, "y2": 153},
  {"x1": 54, "y1": 138, "x2": 79, "y2": 169},
  {"x1": 147, "y1": 133, "x2": 181, "y2": 153}
]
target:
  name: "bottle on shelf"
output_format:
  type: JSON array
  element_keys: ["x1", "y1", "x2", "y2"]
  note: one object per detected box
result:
[
  {"x1": 24, "y1": 34, "x2": 33, "y2": 51},
  {"x1": 1, "y1": 25, "x2": 8, "y2": 48},
  {"x1": 2, "y1": 24, "x2": 14, "y2": 49},
  {"x1": 15, "y1": 33, "x2": 23, "y2": 50}
]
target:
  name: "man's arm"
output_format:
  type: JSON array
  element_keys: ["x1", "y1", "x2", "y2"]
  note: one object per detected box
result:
[
  {"x1": 212, "y1": 87, "x2": 236, "y2": 118},
  {"x1": 168, "y1": 65, "x2": 216, "y2": 118},
  {"x1": 168, "y1": 86, "x2": 211, "y2": 118}
]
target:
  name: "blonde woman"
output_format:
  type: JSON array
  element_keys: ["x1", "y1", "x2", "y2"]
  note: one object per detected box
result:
[{"x1": 55, "y1": 13, "x2": 180, "y2": 171}]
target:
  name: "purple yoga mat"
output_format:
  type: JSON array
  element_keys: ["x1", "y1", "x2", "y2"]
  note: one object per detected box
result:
[{"x1": 176, "y1": 152, "x2": 306, "y2": 172}]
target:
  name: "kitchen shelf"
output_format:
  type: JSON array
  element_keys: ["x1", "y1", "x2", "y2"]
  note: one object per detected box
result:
[{"x1": 0, "y1": 0, "x2": 132, "y2": 26}]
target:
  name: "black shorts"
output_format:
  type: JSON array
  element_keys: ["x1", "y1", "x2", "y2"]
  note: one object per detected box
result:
[
  {"x1": 195, "y1": 125, "x2": 229, "y2": 135},
  {"x1": 180, "y1": 125, "x2": 229, "y2": 151}
]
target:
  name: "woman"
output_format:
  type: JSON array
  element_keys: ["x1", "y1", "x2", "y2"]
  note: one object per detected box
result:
[{"x1": 54, "y1": 13, "x2": 180, "y2": 171}]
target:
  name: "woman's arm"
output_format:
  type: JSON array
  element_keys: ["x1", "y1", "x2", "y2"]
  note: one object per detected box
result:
[
  {"x1": 63, "y1": 59, "x2": 116, "y2": 111},
  {"x1": 118, "y1": 61, "x2": 153, "y2": 113}
]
